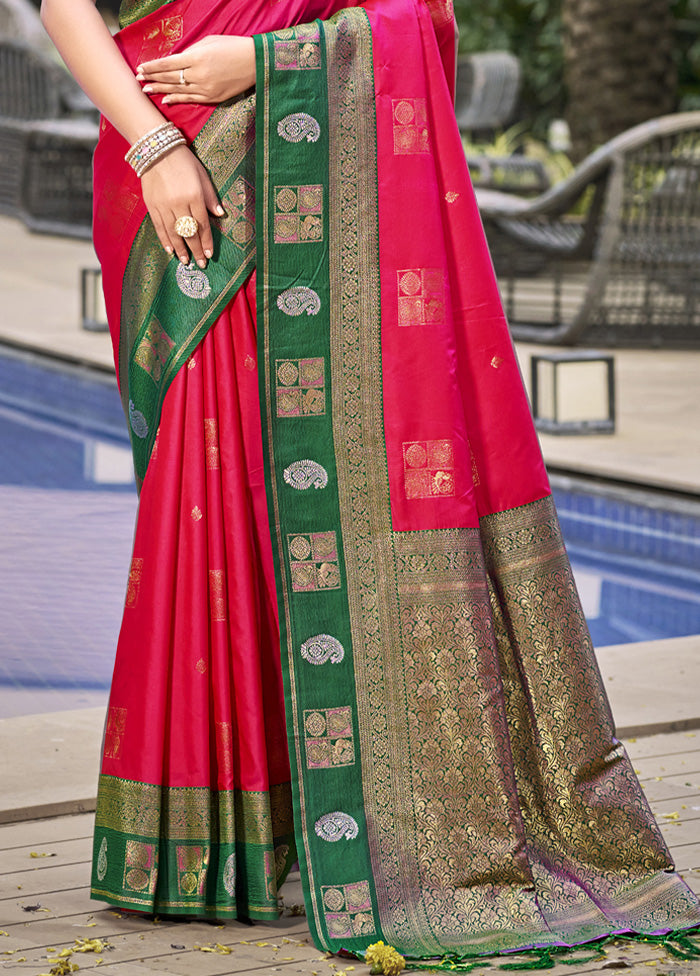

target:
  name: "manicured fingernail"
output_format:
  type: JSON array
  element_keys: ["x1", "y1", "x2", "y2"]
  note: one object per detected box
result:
[
  {"x1": 215, "y1": 205, "x2": 225, "y2": 216},
  {"x1": 197, "y1": 259, "x2": 207, "y2": 269},
  {"x1": 162, "y1": 96, "x2": 171, "y2": 104},
  {"x1": 165, "y1": 246, "x2": 173, "y2": 255},
  {"x1": 204, "y1": 249, "x2": 212, "y2": 259},
  {"x1": 143, "y1": 85, "x2": 153, "y2": 93},
  {"x1": 180, "y1": 255, "x2": 188, "y2": 264}
]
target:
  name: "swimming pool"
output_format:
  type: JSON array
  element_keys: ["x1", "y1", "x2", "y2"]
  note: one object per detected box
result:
[{"x1": 1, "y1": 347, "x2": 699, "y2": 716}]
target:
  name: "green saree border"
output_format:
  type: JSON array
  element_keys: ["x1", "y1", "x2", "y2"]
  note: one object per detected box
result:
[
  {"x1": 118, "y1": 0, "x2": 177, "y2": 29},
  {"x1": 119, "y1": 94, "x2": 257, "y2": 488},
  {"x1": 91, "y1": 776, "x2": 294, "y2": 918},
  {"x1": 255, "y1": 12, "x2": 380, "y2": 952}
]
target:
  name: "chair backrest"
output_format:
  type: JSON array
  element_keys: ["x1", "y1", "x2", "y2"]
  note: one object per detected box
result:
[
  {"x1": 454, "y1": 52, "x2": 521, "y2": 134},
  {"x1": 0, "y1": 39, "x2": 63, "y2": 119},
  {"x1": 0, "y1": 0, "x2": 56, "y2": 56}
]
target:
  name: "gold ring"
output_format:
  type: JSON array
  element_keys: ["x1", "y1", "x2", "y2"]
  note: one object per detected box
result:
[
  {"x1": 179, "y1": 68, "x2": 187, "y2": 85},
  {"x1": 174, "y1": 215, "x2": 198, "y2": 238}
]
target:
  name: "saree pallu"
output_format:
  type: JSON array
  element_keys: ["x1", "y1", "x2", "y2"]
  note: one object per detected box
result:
[{"x1": 90, "y1": 0, "x2": 700, "y2": 956}]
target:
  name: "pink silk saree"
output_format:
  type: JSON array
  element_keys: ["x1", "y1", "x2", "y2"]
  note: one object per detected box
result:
[{"x1": 90, "y1": 0, "x2": 700, "y2": 960}]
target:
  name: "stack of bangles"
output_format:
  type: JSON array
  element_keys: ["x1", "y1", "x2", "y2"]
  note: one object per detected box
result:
[{"x1": 125, "y1": 121, "x2": 186, "y2": 177}]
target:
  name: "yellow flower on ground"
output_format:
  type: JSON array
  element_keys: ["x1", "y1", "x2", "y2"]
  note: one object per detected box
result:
[{"x1": 364, "y1": 941, "x2": 406, "y2": 975}]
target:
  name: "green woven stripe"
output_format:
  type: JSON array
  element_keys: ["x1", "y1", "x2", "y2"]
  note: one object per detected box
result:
[{"x1": 255, "y1": 17, "x2": 380, "y2": 952}]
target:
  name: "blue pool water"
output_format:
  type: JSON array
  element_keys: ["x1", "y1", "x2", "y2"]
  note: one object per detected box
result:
[{"x1": 1, "y1": 348, "x2": 699, "y2": 716}]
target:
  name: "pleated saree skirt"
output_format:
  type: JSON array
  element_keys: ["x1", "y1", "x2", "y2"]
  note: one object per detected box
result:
[{"x1": 91, "y1": 273, "x2": 297, "y2": 919}]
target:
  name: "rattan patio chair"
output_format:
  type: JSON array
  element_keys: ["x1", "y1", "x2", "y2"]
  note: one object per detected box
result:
[
  {"x1": 0, "y1": 0, "x2": 55, "y2": 56},
  {"x1": 0, "y1": 37, "x2": 98, "y2": 236},
  {"x1": 476, "y1": 112, "x2": 700, "y2": 347},
  {"x1": 455, "y1": 51, "x2": 521, "y2": 134}
]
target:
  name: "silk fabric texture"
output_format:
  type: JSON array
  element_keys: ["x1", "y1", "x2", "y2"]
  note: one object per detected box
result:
[{"x1": 90, "y1": 0, "x2": 700, "y2": 958}]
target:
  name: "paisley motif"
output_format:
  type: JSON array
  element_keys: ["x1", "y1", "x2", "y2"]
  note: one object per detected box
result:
[
  {"x1": 300, "y1": 634, "x2": 345, "y2": 665},
  {"x1": 129, "y1": 400, "x2": 148, "y2": 439},
  {"x1": 283, "y1": 459, "x2": 329, "y2": 490},
  {"x1": 96, "y1": 836, "x2": 108, "y2": 882},
  {"x1": 175, "y1": 260, "x2": 212, "y2": 300},
  {"x1": 276, "y1": 286, "x2": 321, "y2": 317},
  {"x1": 222, "y1": 853, "x2": 236, "y2": 896},
  {"x1": 314, "y1": 811, "x2": 359, "y2": 842},
  {"x1": 277, "y1": 112, "x2": 321, "y2": 143}
]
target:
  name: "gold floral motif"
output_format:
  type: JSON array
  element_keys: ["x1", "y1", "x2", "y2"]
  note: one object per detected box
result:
[
  {"x1": 204, "y1": 418, "x2": 220, "y2": 470},
  {"x1": 137, "y1": 14, "x2": 183, "y2": 62},
  {"x1": 287, "y1": 532, "x2": 341, "y2": 592},
  {"x1": 216, "y1": 721, "x2": 233, "y2": 782},
  {"x1": 176, "y1": 845, "x2": 209, "y2": 897},
  {"x1": 276, "y1": 358, "x2": 326, "y2": 417},
  {"x1": 274, "y1": 26, "x2": 321, "y2": 71},
  {"x1": 403, "y1": 439, "x2": 456, "y2": 499},
  {"x1": 191, "y1": 505, "x2": 203, "y2": 522},
  {"x1": 123, "y1": 840, "x2": 157, "y2": 894},
  {"x1": 321, "y1": 880, "x2": 375, "y2": 939},
  {"x1": 304, "y1": 707, "x2": 355, "y2": 769},
  {"x1": 481, "y1": 496, "x2": 674, "y2": 899},
  {"x1": 125, "y1": 557, "x2": 144, "y2": 609},
  {"x1": 209, "y1": 569, "x2": 226, "y2": 622},
  {"x1": 195, "y1": 658, "x2": 207, "y2": 673},
  {"x1": 104, "y1": 705, "x2": 127, "y2": 759},
  {"x1": 274, "y1": 185, "x2": 324, "y2": 243},
  {"x1": 133, "y1": 317, "x2": 175, "y2": 383},
  {"x1": 397, "y1": 268, "x2": 445, "y2": 326},
  {"x1": 392, "y1": 98, "x2": 429, "y2": 154},
  {"x1": 95, "y1": 776, "x2": 292, "y2": 848}
]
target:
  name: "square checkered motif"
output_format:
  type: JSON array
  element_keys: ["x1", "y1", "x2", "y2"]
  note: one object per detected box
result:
[
  {"x1": 123, "y1": 840, "x2": 157, "y2": 895},
  {"x1": 288, "y1": 531, "x2": 341, "y2": 592},
  {"x1": 322, "y1": 881, "x2": 375, "y2": 939},
  {"x1": 397, "y1": 268, "x2": 445, "y2": 326},
  {"x1": 176, "y1": 845, "x2": 208, "y2": 898},
  {"x1": 274, "y1": 185, "x2": 323, "y2": 243},
  {"x1": 403, "y1": 439, "x2": 456, "y2": 499},
  {"x1": 304, "y1": 706, "x2": 355, "y2": 769},
  {"x1": 274, "y1": 24, "x2": 321, "y2": 70},
  {"x1": 276, "y1": 358, "x2": 325, "y2": 417},
  {"x1": 392, "y1": 98, "x2": 429, "y2": 154}
]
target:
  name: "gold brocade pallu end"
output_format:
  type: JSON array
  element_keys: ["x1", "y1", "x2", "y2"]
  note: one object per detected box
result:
[{"x1": 91, "y1": 776, "x2": 295, "y2": 918}]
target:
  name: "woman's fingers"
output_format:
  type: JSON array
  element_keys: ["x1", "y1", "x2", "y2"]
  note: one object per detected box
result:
[
  {"x1": 136, "y1": 53, "x2": 185, "y2": 78},
  {"x1": 148, "y1": 208, "x2": 175, "y2": 258}
]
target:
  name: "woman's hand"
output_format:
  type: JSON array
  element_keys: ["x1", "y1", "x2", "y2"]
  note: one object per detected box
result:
[
  {"x1": 136, "y1": 35, "x2": 255, "y2": 105},
  {"x1": 140, "y1": 145, "x2": 224, "y2": 267}
]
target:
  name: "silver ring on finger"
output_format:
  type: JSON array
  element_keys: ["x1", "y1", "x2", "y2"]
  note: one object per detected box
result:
[{"x1": 179, "y1": 68, "x2": 187, "y2": 85}]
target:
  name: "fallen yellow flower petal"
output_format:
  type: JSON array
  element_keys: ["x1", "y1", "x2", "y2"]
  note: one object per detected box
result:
[
  {"x1": 30, "y1": 851, "x2": 55, "y2": 858},
  {"x1": 58, "y1": 948, "x2": 74, "y2": 958},
  {"x1": 86, "y1": 922, "x2": 97, "y2": 928},
  {"x1": 73, "y1": 938, "x2": 108, "y2": 953},
  {"x1": 17, "y1": 957, "x2": 26, "y2": 962},
  {"x1": 255, "y1": 941, "x2": 269, "y2": 947},
  {"x1": 0, "y1": 932, "x2": 8, "y2": 937}
]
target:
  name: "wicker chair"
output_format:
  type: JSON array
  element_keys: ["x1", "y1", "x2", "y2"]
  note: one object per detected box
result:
[
  {"x1": 476, "y1": 112, "x2": 700, "y2": 347},
  {"x1": 455, "y1": 52, "x2": 521, "y2": 135},
  {"x1": 0, "y1": 38, "x2": 98, "y2": 236}
]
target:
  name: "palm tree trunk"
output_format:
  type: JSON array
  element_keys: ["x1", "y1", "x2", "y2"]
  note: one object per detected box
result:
[{"x1": 562, "y1": 0, "x2": 677, "y2": 160}]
